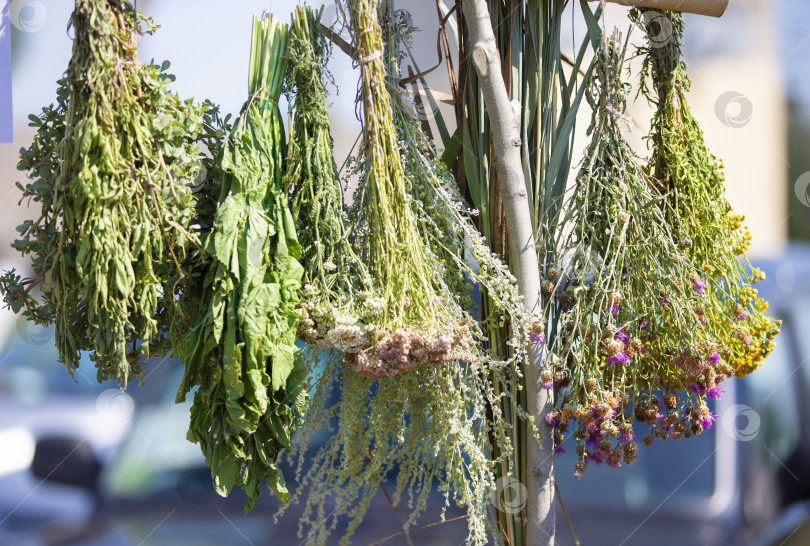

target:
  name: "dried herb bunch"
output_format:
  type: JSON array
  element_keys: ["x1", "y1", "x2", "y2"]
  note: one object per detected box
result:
[
  {"x1": 633, "y1": 9, "x2": 780, "y2": 378},
  {"x1": 176, "y1": 15, "x2": 306, "y2": 510},
  {"x1": 283, "y1": 5, "x2": 373, "y2": 352},
  {"x1": 383, "y1": 9, "x2": 533, "y2": 363},
  {"x1": 1, "y1": 0, "x2": 205, "y2": 386},
  {"x1": 546, "y1": 34, "x2": 726, "y2": 478},
  {"x1": 286, "y1": 6, "x2": 534, "y2": 546},
  {"x1": 341, "y1": 0, "x2": 474, "y2": 377}
]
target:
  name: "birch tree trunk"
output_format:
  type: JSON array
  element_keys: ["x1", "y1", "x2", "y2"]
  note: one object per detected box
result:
[{"x1": 460, "y1": 1, "x2": 555, "y2": 544}]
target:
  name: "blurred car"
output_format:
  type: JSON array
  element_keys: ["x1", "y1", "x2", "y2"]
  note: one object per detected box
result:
[{"x1": 0, "y1": 319, "x2": 150, "y2": 545}]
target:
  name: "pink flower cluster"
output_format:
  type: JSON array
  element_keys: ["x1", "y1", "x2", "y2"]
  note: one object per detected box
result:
[{"x1": 346, "y1": 324, "x2": 473, "y2": 378}]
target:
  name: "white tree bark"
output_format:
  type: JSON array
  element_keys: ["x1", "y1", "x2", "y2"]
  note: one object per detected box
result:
[{"x1": 460, "y1": 1, "x2": 555, "y2": 544}]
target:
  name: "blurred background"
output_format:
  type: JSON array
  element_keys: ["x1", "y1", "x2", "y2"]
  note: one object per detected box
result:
[{"x1": 0, "y1": 0, "x2": 809, "y2": 545}]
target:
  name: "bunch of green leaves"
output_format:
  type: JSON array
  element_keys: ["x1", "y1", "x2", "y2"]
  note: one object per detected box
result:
[
  {"x1": 632, "y1": 8, "x2": 780, "y2": 377},
  {"x1": 546, "y1": 33, "x2": 727, "y2": 479},
  {"x1": 175, "y1": 14, "x2": 306, "y2": 511},
  {"x1": 283, "y1": 5, "x2": 373, "y2": 352},
  {"x1": 1, "y1": 0, "x2": 205, "y2": 386},
  {"x1": 167, "y1": 104, "x2": 235, "y2": 345}
]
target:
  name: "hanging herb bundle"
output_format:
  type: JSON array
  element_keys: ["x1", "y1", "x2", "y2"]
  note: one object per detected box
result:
[
  {"x1": 0, "y1": 0, "x2": 205, "y2": 386},
  {"x1": 283, "y1": 5, "x2": 373, "y2": 352},
  {"x1": 176, "y1": 14, "x2": 306, "y2": 511},
  {"x1": 338, "y1": 0, "x2": 477, "y2": 378},
  {"x1": 633, "y1": 9, "x2": 780, "y2": 378},
  {"x1": 546, "y1": 34, "x2": 728, "y2": 479},
  {"x1": 285, "y1": 5, "x2": 535, "y2": 546}
]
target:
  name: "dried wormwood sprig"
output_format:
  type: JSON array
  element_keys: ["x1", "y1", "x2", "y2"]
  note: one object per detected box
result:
[{"x1": 287, "y1": 8, "x2": 535, "y2": 546}]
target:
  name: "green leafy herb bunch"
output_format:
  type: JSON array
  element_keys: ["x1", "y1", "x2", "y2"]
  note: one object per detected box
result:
[
  {"x1": 175, "y1": 14, "x2": 306, "y2": 511},
  {"x1": 283, "y1": 5, "x2": 374, "y2": 353},
  {"x1": 1, "y1": 0, "x2": 206, "y2": 386}
]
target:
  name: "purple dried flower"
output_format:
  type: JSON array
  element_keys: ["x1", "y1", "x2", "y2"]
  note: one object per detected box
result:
[
  {"x1": 545, "y1": 413, "x2": 557, "y2": 427},
  {"x1": 708, "y1": 353, "x2": 720, "y2": 364},
  {"x1": 692, "y1": 277, "x2": 706, "y2": 294},
  {"x1": 614, "y1": 331, "x2": 628, "y2": 344},
  {"x1": 561, "y1": 304, "x2": 570, "y2": 313},
  {"x1": 554, "y1": 444, "x2": 566, "y2": 454},
  {"x1": 735, "y1": 310, "x2": 749, "y2": 322},
  {"x1": 530, "y1": 332, "x2": 546, "y2": 345},
  {"x1": 619, "y1": 428, "x2": 635, "y2": 444},
  {"x1": 640, "y1": 321, "x2": 650, "y2": 331},
  {"x1": 707, "y1": 387, "x2": 724, "y2": 400},
  {"x1": 591, "y1": 447, "x2": 608, "y2": 464},
  {"x1": 690, "y1": 384, "x2": 705, "y2": 396},
  {"x1": 611, "y1": 305, "x2": 620, "y2": 314},
  {"x1": 607, "y1": 353, "x2": 630, "y2": 365},
  {"x1": 699, "y1": 411, "x2": 717, "y2": 431}
]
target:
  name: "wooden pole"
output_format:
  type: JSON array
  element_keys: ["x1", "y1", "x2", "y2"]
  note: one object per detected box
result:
[{"x1": 591, "y1": 0, "x2": 729, "y2": 17}]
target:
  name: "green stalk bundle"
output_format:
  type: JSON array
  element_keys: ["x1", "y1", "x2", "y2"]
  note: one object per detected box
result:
[
  {"x1": 633, "y1": 9, "x2": 780, "y2": 378},
  {"x1": 176, "y1": 14, "x2": 306, "y2": 510},
  {"x1": 1, "y1": 0, "x2": 205, "y2": 386},
  {"x1": 383, "y1": 10, "x2": 532, "y2": 366},
  {"x1": 333, "y1": 0, "x2": 474, "y2": 378},
  {"x1": 283, "y1": 5, "x2": 373, "y2": 352},
  {"x1": 548, "y1": 34, "x2": 727, "y2": 479}
]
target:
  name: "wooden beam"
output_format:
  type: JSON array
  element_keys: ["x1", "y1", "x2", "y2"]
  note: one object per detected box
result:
[{"x1": 591, "y1": 0, "x2": 729, "y2": 17}]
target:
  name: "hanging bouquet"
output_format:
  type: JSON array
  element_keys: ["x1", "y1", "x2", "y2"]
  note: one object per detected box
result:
[
  {"x1": 176, "y1": 14, "x2": 306, "y2": 510},
  {"x1": 287, "y1": 5, "x2": 533, "y2": 545},
  {"x1": 1, "y1": 0, "x2": 205, "y2": 386},
  {"x1": 546, "y1": 33, "x2": 728, "y2": 478},
  {"x1": 284, "y1": 5, "x2": 374, "y2": 353},
  {"x1": 632, "y1": 9, "x2": 780, "y2": 379}
]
